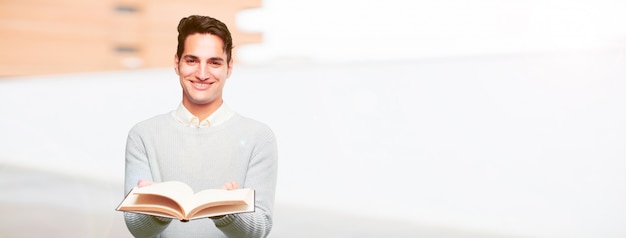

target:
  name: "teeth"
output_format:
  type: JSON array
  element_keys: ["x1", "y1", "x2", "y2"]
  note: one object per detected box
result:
[{"x1": 193, "y1": 82, "x2": 209, "y2": 88}]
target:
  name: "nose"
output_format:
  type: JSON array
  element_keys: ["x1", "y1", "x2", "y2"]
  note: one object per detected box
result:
[{"x1": 196, "y1": 64, "x2": 210, "y2": 81}]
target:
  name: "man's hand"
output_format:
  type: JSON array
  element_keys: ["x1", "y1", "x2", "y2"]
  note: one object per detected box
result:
[
  {"x1": 137, "y1": 179, "x2": 154, "y2": 188},
  {"x1": 138, "y1": 180, "x2": 238, "y2": 190},
  {"x1": 221, "y1": 181, "x2": 238, "y2": 190}
]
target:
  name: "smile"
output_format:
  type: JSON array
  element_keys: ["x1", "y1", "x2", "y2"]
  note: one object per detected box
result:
[{"x1": 191, "y1": 81, "x2": 214, "y2": 90}]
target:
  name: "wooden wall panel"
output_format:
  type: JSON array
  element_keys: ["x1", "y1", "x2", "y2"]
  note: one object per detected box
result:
[{"x1": 0, "y1": 0, "x2": 262, "y2": 77}]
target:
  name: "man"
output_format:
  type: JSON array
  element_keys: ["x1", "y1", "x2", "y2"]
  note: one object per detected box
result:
[{"x1": 123, "y1": 15, "x2": 278, "y2": 238}]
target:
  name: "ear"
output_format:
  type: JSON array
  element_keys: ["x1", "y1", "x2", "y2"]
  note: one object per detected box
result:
[
  {"x1": 226, "y1": 58, "x2": 234, "y2": 77},
  {"x1": 174, "y1": 54, "x2": 180, "y2": 75}
]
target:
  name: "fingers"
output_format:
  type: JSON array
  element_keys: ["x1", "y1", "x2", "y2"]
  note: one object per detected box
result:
[
  {"x1": 221, "y1": 181, "x2": 238, "y2": 190},
  {"x1": 137, "y1": 180, "x2": 154, "y2": 188},
  {"x1": 138, "y1": 180, "x2": 237, "y2": 190}
]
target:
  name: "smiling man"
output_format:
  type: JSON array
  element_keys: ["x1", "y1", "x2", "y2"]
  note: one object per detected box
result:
[{"x1": 123, "y1": 15, "x2": 278, "y2": 238}]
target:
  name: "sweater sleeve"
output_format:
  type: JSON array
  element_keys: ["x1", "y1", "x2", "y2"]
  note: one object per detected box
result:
[
  {"x1": 213, "y1": 127, "x2": 278, "y2": 238},
  {"x1": 123, "y1": 129, "x2": 173, "y2": 237}
]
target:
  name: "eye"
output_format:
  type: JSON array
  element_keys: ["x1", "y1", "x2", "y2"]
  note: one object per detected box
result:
[
  {"x1": 209, "y1": 60, "x2": 222, "y2": 66},
  {"x1": 184, "y1": 58, "x2": 198, "y2": 65}
]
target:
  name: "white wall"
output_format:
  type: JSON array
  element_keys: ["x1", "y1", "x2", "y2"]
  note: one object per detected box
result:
[{"x1": 237, "y1": 0, "x2": 626, "y2": 63}]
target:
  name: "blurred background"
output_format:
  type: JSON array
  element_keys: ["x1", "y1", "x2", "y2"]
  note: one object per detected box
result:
[{"x1": 1, "y1": 0, "x2": 625, "y2": 237}]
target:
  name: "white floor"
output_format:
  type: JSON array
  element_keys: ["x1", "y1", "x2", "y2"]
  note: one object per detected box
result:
[{"x1": 1, "y1": 48, "x2": 625, "y2": 238}]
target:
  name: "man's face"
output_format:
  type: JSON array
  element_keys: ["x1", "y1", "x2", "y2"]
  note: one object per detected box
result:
[{"x1": 175, "y1": 33, "x2": 232, "y2": 109}]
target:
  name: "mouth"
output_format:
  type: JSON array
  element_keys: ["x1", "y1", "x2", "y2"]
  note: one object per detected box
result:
[{"x1": 190, "y1": 80, "x2": 215, "y2": 90}]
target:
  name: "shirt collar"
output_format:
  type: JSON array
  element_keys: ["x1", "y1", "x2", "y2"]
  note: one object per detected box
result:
[{"x1": 172, "y1": 102, "x2": 235, "y2": 128}]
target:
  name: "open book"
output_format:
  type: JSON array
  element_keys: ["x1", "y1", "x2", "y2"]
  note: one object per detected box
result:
[{"x1": 116, "y1": 181, "x2": 255, "y2": 221}]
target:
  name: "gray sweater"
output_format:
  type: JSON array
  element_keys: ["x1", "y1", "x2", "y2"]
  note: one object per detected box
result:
[{"x1": 123, "y1": 111, "x2": 278, "y2": 238}]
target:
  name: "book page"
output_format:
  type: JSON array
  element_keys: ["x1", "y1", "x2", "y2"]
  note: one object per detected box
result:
[
  {"x1": 117, "y1": 190, "x2": 185, "y2": 220},
  {"x1": 192, "y1": 188, "x2": 251, "y2": 207},
  {"x1": 133, "y1": 181, "x2": 194, "y2": 203},
  {"x1": 187, "y1": 188, "x2": 254, "y2": 219},
  {"x1": 189, "y1": 204, "x2": 254, "y2": 220}
]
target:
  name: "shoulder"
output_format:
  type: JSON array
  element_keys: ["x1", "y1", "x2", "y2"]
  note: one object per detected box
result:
[
  {"x1": 228, "y1": 114, "x2": 276, "y2": 140},
  {"x1": 128, "y1": 112, "x2": 174, "y2": 134},
  {"x1": 232, "y1": 114, "x2": 271, "y2": 129},
  {"x1": 231, "y1": 114, "x2": 273, "y2": 131}
]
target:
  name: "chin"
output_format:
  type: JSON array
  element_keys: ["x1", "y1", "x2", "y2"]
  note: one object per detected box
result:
[{"x1": 190, "y1": 96, "x2": 220, "y2": 105}]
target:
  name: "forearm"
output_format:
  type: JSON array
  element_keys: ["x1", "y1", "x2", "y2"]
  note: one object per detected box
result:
[
  {"x1": 213, "y1": 131, "x2": 278, "y2": 237},
  {"x1": 124, "y1": 132, "x2": 172, "y2": 237},
  {"x1": 213, "y1": 211, "x2": 273, "y2": 238},
  {"x1": 124, "y1": 212, "x2": 172, "y2": 237}
]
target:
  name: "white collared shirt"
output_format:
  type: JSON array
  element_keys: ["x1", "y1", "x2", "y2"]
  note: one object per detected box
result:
[{"x1": 171, "y1": 103, "x2": 235, "y2": 128}]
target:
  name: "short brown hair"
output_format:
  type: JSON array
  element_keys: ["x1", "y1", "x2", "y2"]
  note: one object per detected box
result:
[{"x1": 176, "y1": 15, "x2": 233, "y2": 64}]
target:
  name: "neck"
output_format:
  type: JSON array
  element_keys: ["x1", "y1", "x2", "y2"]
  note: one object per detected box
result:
[{"x1": 183, "y1": 99, "x2": 223, "y2": 121}]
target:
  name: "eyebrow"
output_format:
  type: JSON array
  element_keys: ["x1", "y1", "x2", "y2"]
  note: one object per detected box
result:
[{"x1": 182, "y1": 55, "x2": 225, "y2": 62}]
